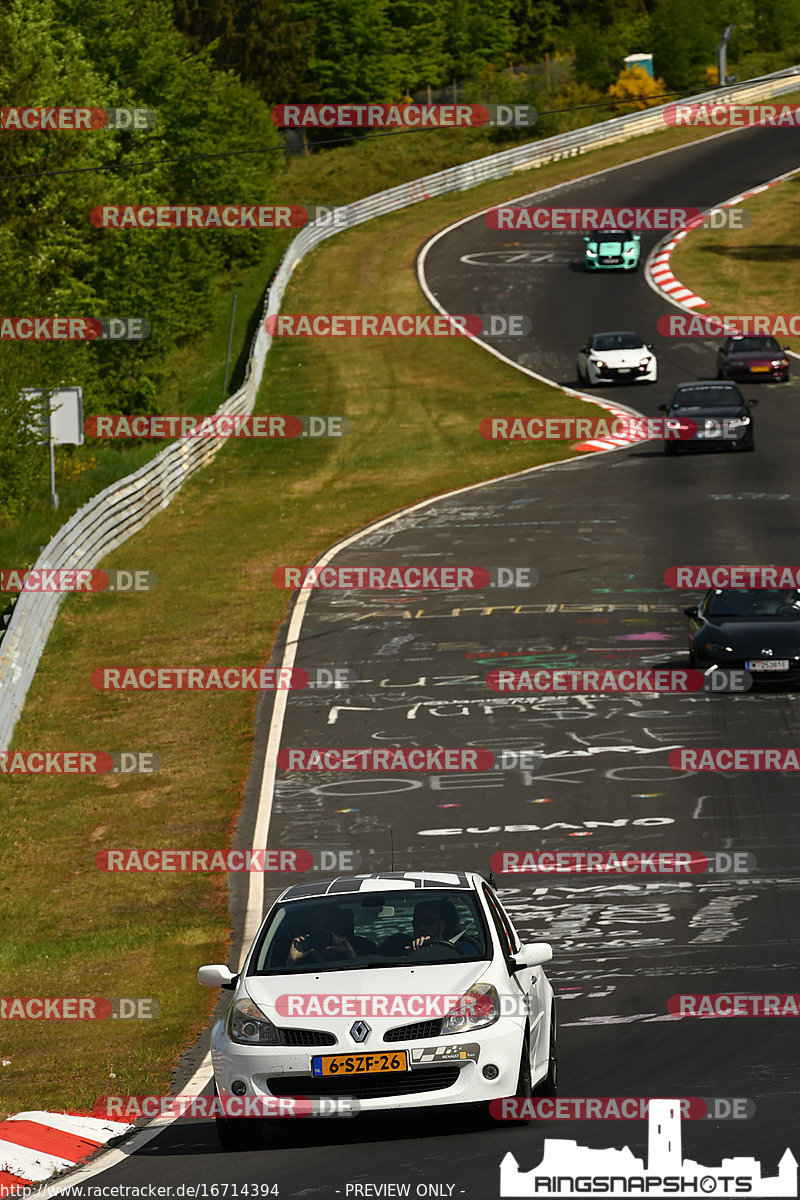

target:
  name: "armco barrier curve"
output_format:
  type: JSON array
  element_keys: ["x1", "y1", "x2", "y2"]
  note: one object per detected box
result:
[{"x1": 1, "y1": 68, "x2": 799, "y2": 750}]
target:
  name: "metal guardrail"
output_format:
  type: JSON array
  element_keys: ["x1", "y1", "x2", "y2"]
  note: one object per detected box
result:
[{"x1": 1, "y1": 67, "x2": 799, "y2": 749}]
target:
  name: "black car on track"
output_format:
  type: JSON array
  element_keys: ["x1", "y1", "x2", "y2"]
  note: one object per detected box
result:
[
  {"x1": 659, "y1": 382, "x2": 757, "y2": 455},
  {"x1": 686, "y1": 588, "x2": 800, "y2": 682}
]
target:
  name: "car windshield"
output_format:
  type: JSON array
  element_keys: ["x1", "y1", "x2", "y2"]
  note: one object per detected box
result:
[
  {"x1": 248, "y1": 889, "x2": 490, "y2": 974},
  {"x1": 672, "y1": 386, "x2": 743, "y2": 409},
  {"x1": 705, "y1": 589, "x2": 800, "y2": 620},
  {"x1": 595, "y1": 230, "x2": 631, "y2": 241},
  {"x1": 591, "y1": 333, "x2": 642, "y2": 351},
  {"x1": 727, "y1": 337, "x2": 780, "y2": 354}
]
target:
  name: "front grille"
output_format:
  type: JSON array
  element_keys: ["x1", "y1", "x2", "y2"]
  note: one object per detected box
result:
[
  {"x1": 267, "y1": 1067, "x2": 460, "y2": 1100},
  {"x1": 278, "y1": 1027, "x2": 336, "y2": 1047},
  {"x1": 384, "y1": 1019, "x2": 443, "y2": 1042}
]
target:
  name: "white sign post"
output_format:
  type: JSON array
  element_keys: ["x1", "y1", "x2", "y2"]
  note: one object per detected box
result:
[{"x1": 21, "y1": 386, "x2": 84, "y2": 510}]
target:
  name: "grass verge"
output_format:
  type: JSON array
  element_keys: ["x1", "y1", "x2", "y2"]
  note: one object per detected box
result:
[{"x1": 668, "y1": 170, "x2": 800, "y2": 355}]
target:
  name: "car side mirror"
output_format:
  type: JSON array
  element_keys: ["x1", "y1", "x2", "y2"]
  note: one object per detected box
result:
[
  {"x1": 508, "y1": 942, "x2": 553, "y2": 974},
  {"x1": 647, "y1": 344, "x2": 654, "y2": 350},
  {"x1": 748, "y1": 398, "x2": 759, "y2": 405},
  {"x1": 657, "y1": 403, "x2": 668, "y2": 412},
  {"x1": 683, "y1": 605, "x2": 699, "y2": 618},
  {"x1": 783, "y1": 345, "x2": 790, "y2": 350},
  {"x1": 198, "y1": 964, "x2": 238, "y2": 990},
  {"x1": 583, "y1": 236, "x2": 590, "y2": 243}
]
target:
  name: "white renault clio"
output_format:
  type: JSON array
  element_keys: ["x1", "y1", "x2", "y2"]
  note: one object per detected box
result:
[{"x1": 199, "y1": 871, "x2": 556, "y2": 1148}]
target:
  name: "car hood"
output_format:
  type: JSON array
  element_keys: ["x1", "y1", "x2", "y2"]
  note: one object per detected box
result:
[
  {"x1": 590, "y1": 347, "x2": 648, "y2": 365},
  {"x1": 727, "y1": 351, "x2": 782, "y2": 364},
  {"x1": 243, "y1": 962, "x2": 492, "y2": 1029},
  {"x1": 705, "y1": 620, "x2": 800, "y2": 652},
  {"x1": 670, "y1": 404, "x2": 748, "y2": 420},
  {"x1": 592, "y1": 240, "x2": 632, "y2": 252}
]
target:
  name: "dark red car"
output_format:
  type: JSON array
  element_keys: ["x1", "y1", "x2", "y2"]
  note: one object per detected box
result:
[{"x1": 716, "y1": 335, "x2": 790, "y2": 382}]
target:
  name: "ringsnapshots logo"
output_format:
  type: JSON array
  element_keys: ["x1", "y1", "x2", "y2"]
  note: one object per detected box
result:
[
  {"x1": 659, "y1": 313, "x2": 800, "y2": 337},
  {"x1": 95, "y1": 847, "x2": 358, "y2": 872},
  {"x1": 0, "y1": 317, "x2": 148, "y2": 340},
  {"x1": 84, "y1": 414, "x2": 348, "y2": 439},
  {"x1": 273, "y1": 565, "x2": 537, "y2": 589},
  {"x1": 90, "y1": 666, "x2": 353, "y2": 690},
  {"x1": 664, "y1": 101, "x2": 800, "y2": 128},
  {"x1": 479, "y1": 417, "x2": 697, "y2": 442},
  {"x1": 0, "y1": 569, "x2": 155, "y2": 593},
  {"x1": 1, "y1": 751, "x2": 159, "y2": 774},
  {"x1": 264, "y1": 313, "x2": 530, "y2": 338},
  {"x1": 485, "y1": 206, "x2": 748, "y2": 231},
  {"x1": 1, "y1": 107, "x2": 157, "y2": 131},
  {"x1": 1, "y1": 997, "x2": 159, "y2": 1019},
  {"x1": 489, "y1": 850, "x2": 754, "y2": 876},
  {"x1": 271, "y1": 103, "x2": 537, "y2": 129}
]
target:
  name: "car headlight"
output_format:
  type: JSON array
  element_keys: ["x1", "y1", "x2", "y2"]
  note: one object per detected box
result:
[
  {"x1": 703, "y1": 642, "x2": 734, "y2": 653},
  {"x1": 586, "y1": 247, "x2": 597, "y2": 256},
  {"x1": 228, "y1": 996, "x2": 280, "y2": 1045},
  {"x1": 772, "y1": 359, "x2": 788, "y2": 368},
  {"x1": 639, "y1": 357, "x2": 652, "y2": 367},
  {"x1": 594, "y1": 359, "x2": 607, "y2": 370},
  {"x1": 623, "y1": 245, "x2": 636, "y2": 254},
  {"x1": 442, "y1": 983, "x2": 500, "y2": 1034},
  {"x1": 725, "y1": 416, "x2": 750, "y2": 429}
]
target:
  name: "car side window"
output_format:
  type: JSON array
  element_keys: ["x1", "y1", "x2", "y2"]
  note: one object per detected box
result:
[{"x1": 482, "y1": 885, "x2": 519, "y2": 955}]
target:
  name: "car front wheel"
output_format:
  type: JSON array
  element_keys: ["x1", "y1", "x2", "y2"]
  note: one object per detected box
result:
[{"x1": 214, "y1": 1082, "x2": 264, "y2": 1151}]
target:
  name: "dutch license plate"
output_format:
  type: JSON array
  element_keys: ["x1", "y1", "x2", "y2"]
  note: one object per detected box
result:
[
  {"x1": 311, "y1": 1051, "x2": 409, "y2": 1077},
  {"x1": 750, "y1": 366, "x2": 770, "y2": 372},
  {"x1": 745, "y1": 659, "x2": 789, "y2": 671}
]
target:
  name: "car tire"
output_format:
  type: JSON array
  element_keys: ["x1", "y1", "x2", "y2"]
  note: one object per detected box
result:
[
  {"x1": 688, "y1": 646, "x2": 697, "y2": 668},
  {"x1": 533, "y1": 1005, "x2": 558, "y2": 1099},
  {"x1": 493, "y1": 1028, "x2": 535, "y2": 1125},
  {"x1": 716, "y1": 367, "x2": 724, "y2": 379},
  {"x1": 214, "y1": 1082, "x2": 264, "y2": 1151}
]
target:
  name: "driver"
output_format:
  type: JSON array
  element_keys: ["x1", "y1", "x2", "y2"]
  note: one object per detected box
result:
[{"x1": 406, "y1": 900, "x2": 450, "y2": 951}]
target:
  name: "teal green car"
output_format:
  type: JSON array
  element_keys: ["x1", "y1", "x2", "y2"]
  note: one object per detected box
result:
[{"x1": 584, "y1": 228, "x2": 641, "y2": 271}]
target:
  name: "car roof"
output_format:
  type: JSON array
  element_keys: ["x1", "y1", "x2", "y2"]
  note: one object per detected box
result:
[
  {"x1": 590, "y1": 330, "x2": 642, "y2": 340},
  {"x1": 278, "y1": 870, "x2": 483, "y2": 902},
  {"x1": 672, "y1": 381, "x2": 741, "y2": 392}
]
